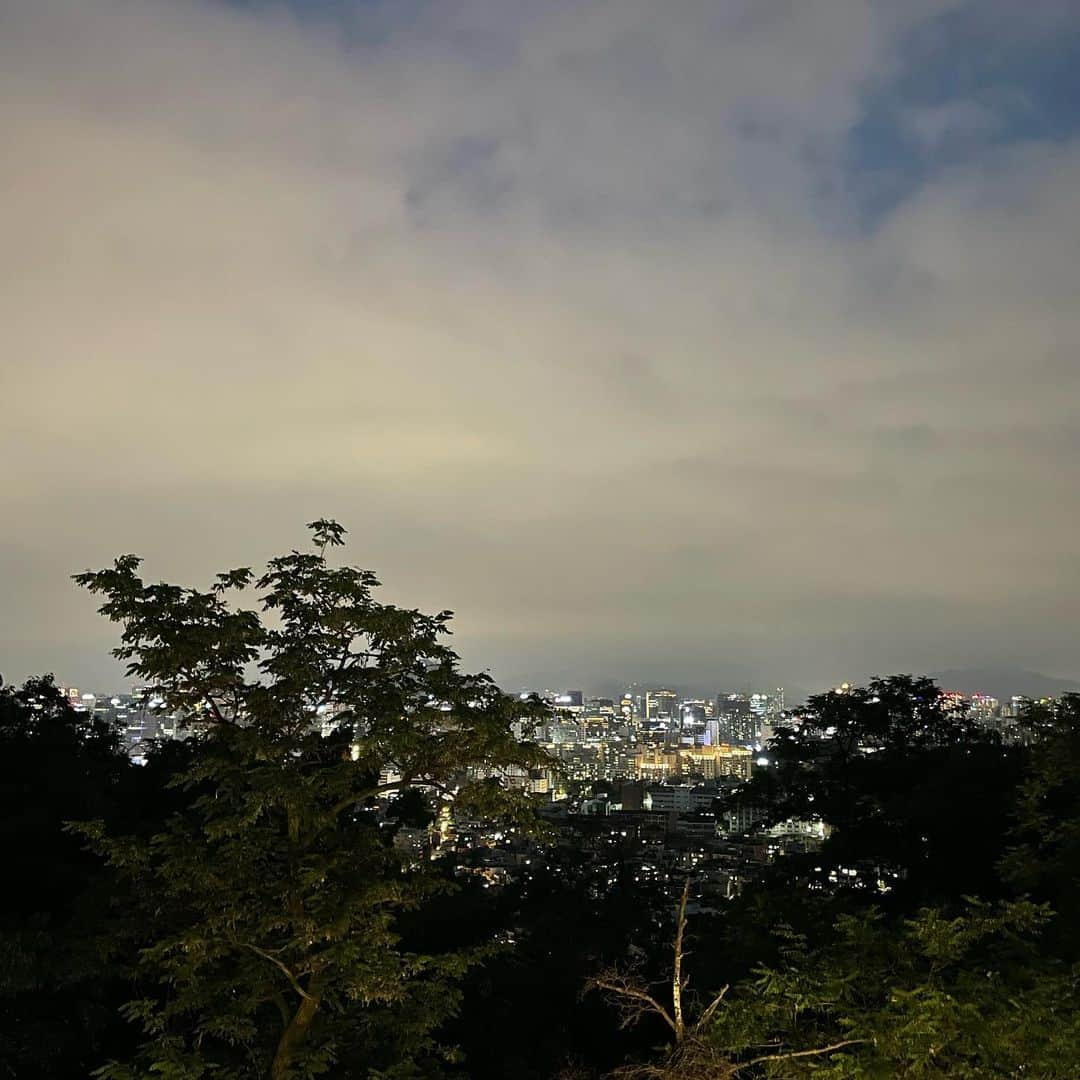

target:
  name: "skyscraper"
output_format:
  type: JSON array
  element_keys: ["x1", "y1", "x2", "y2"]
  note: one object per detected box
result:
[
  {"x1": 645, "y1": 688, "x2": 678, "y2": 724},
  {"x1": 679, "y1": 700, "x2": 707, "y2": 727},
  {"x1": 715, "y1": 692, "x2": 754, "y2": 745}
]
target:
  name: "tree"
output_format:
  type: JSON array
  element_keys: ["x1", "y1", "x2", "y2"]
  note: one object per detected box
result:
[
  {"x1": 0, "y1": 676, "x2": 134, "y2": 1077},
  {"x1": 597, "y1": 887, "x2": 1080, "y2": 1079},
  {"x1": 731, "y1": 676, "x2": 1023, "y2": 904},
  {"x1": 1001, "y1": 692, "x2": 1080, "y2": 947},
  {"x1": 702, "y1": 898, "x2": 1080, "y2": 1079},
  {"x1": 588, "y1": 882, "x2": 861, "y2": 1079},
  {"x1": 589, "y1": 881, "x2": 726, "y2": 1049},
  {"x1": 75, "y1": 520, "x2": 550, "y2": 1079}
]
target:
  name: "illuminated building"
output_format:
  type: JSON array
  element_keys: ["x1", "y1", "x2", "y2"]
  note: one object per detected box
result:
[
  {"x1": 679, "y1": 699, "x2": 707, "y2": 727},
  {"x1": 634, "y1": 743, "x2": 752, "y2": 782},
  {"x1": 681, "y1": 743, "x2": 753, "y2": 781},
  {"x1": 635, "y1": 748, "x2": 680, "y2": 781},
  {"x1": 644, "y1": 785, "x2": 717, "y2": 813},
  {"x1": 715, "y1": 693, "x2": 754, "y2": 745},
  {"x1": 645, "y1": 689, "x2": 678, "y2": 725}
]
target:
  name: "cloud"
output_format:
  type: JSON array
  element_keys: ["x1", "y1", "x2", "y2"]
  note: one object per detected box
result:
[
  {"x1": 2, "y1": 0, "x2": 1079, "y2": 694},
  {"x1": 902, "y1": 100, "x2": 1003, "y2": 149}
]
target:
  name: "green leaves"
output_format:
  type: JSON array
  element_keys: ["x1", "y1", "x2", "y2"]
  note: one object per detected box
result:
[
  {"x1": 694, "y1": 899, "x2": 1073, "y2": 1078},
  {"x1": 75, "y1": 555, "x2": 263, "y2": 716},
  {"x1": 1001, "y1": 693, "x2": 1080, "y2": 905},
  {"x1": 307, "y1": 519, "x2": 347, "y2": 551},
  {"x1": 76, "y1": 521, "x2": 552, "y2": 1078}
]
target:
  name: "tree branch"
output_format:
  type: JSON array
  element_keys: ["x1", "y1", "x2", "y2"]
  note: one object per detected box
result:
[
  {"x1": 589, "y1": 977, "x2": 679, "y2": 1036},
  {"x1": 327, "y1": 774, "x2": 456, "y2": 821},
  {"x1": 741, "y1": 1038, "x2": 865, "y2": 1070},
  {"x1": 327, "y1": 777, "x2": 414, "y2": 820},
  {"x1": 694, "y1": 984, "x2": 729, "y2": 1032},
  {"x1": 242, "y1": 943, "x2": 315, "y2": 1002},
  {"x1": 204, "y1": 692, "x2": 227, "y2": 724}
]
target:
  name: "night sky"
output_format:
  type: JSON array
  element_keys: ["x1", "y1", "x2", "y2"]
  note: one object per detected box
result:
[{"x1": 4, "y1": 1, "x2": 1080, "y2": 695}]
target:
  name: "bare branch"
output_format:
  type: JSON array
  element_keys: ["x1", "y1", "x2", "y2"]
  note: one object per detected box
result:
[
  {"x1": 740, "y1": 1038, "x2": 865, "y2": 1071},
  {"x1": 204, "y1": 693, "x2": 228, "y2": 725},
  {"x1": 694, "y1": 984, "x2": 729, "y2": 1032},
  {"x1": 588, "y1": 973, "x2": 679, "y2": 1036}
]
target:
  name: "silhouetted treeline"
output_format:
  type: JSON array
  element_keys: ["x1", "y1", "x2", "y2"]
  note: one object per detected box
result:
[
  {"x1": 3, "y1": 529, "x2": 1080, "y2": 1076},
  {"x1": 5, "y1": 675, "x2": 1080, "y2": 1078}
]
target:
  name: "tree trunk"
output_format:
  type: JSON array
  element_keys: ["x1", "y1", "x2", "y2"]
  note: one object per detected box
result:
[
  {"x1": 672, "y1": 880, "x2": 689, "y2": 1043},
  {"x1": 271, "y1": 989, "x2": 321, "y2": 1080}
]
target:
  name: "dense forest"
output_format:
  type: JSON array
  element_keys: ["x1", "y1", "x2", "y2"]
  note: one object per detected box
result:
[{"x1": 3, "y1": 523, "x2": 1079, "y2": 1077}]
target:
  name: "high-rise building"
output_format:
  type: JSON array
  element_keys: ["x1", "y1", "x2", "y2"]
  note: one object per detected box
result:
[
  {"x1": 748, "y1": 689, "x2": 785, "y2": 744},
  {"x1": 645, "y1": 688, "x2": 678, "y2": 724},
  {"x1": 681, "y1": 743, "x2": 753, "y2": 781},
  {"x1": 635, "y1": 747, "x2": 680, "y2": 781},
  {"x1": 679, "y1": 700, "x2": 707, "y2": 727},
  {"x1": 635, "y1": 743, "x2": 752, "y2": 782},
  {"x1": 715, "y1": 692, "x2": 754, "y2": 745}
]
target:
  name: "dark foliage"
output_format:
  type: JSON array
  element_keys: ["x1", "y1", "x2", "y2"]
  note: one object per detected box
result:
[
  {"x1": 0, "y1": 676, "x2": 192, "y2": 1077},
  {"x1": 5, "y1": 572, "x2": 1080, "y2": 1079},
  {"x1": 730, "y1": 675, "x2": 1025, "y2": 906}
]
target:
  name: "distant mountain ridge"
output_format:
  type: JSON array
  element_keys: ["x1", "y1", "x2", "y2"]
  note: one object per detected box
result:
[{"x1": 931, "y1": 667, "x2": 1080, "y2": 702}]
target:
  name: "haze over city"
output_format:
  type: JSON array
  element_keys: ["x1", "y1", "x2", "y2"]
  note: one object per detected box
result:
[{"x1": 4, "y1": 0, "x2": 1080, "y2": 695}]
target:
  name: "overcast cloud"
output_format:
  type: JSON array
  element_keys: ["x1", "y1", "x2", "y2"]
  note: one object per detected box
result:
[{"x1": 3, "y1": 0, "x2": 1079, "y2": 696}]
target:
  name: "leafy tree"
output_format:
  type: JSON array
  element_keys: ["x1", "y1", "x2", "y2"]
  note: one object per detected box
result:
[
  {"x1": 603, "y1": 895, "x2": 1080, "y2": 1079},
  {"x1": 594, "y1": 679, "x2": 1080, "y2": 1077},
  {"x1": 732, "y1": 676, "x2": 1023, "y2": 904},
  {"x1": 1001, "y1": 692, "x2": 1080, "y2": 947},
  {"x1": 0, "y1": 676, "x2": 134, "y2": 1077},
  {"x1": 709, "y1": 898, "x2": 1080, "y2": 1078},
  {"x1": 588, "y1": 882, "x2": 863, "y2": 1079},
  {"x1": 75, "y1": 520, "x2": 550, "y2": 1079}
]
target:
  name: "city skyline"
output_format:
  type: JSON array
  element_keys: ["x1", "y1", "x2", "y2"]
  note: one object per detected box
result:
[
  {"x1": 41, "y1": 671, "x2": 1075, "y2": 721},
  {"x1": 5, "y1": 1, "x2": 1080, "y2": 693}
]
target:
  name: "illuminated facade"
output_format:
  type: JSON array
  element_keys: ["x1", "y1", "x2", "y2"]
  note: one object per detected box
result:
[
  {"x1": 634, "y1": 743, "x2": 752, "y2": 782},
  {"x1": 645, "y1": 688, "x2": 678, "y2": 724}
]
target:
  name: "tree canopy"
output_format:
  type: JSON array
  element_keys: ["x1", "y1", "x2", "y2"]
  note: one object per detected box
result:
[
  {"x1": 74, "y1": 520, "x2": 550, "y2": 1079},
  {"x1": 730, "y1": 675, "x2": 1024, "y2": 903},
  {"x1": 0, "y1": 676, "x2": 134, "y2": 1077},
  {"x1": 600, "y1": 679, "x2": 1080, "y2": 1078}
]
